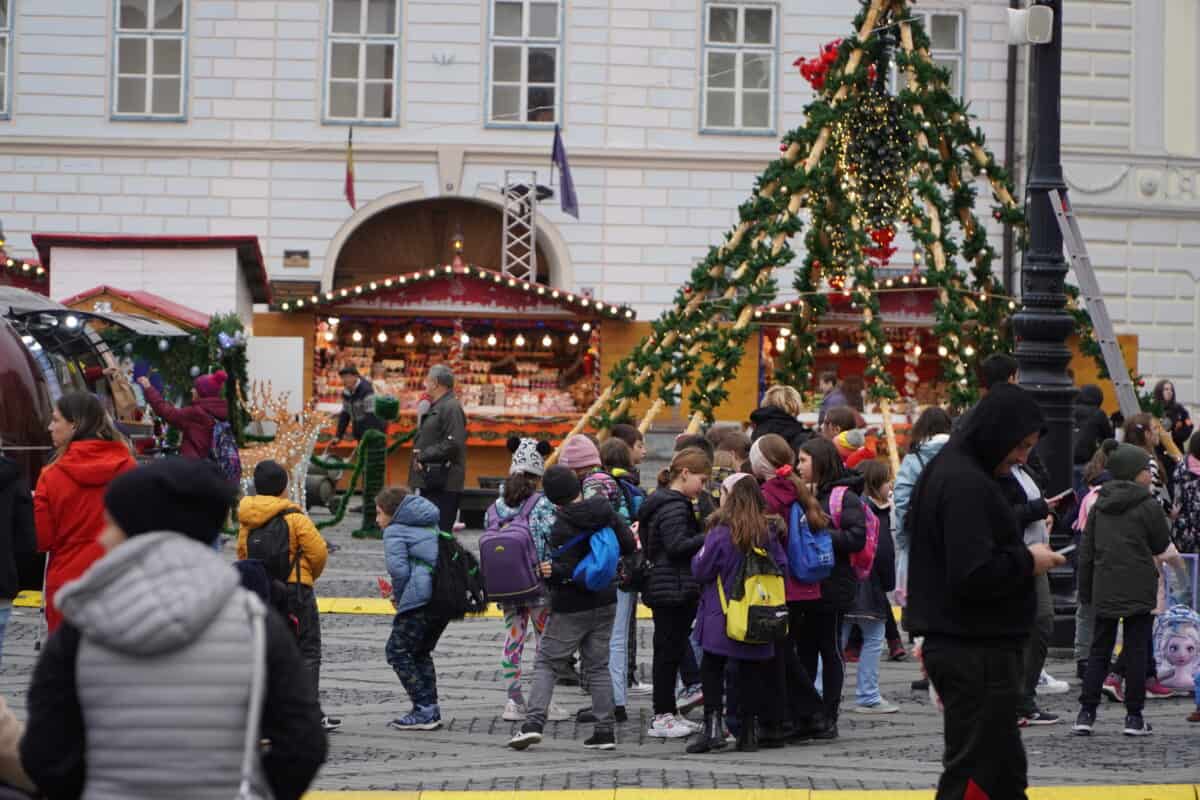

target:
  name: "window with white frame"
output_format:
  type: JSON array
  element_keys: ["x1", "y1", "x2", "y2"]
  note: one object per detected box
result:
[
  {"x1": 327, "y1": 0, "x2": 400, "y2": 122},
  {"x1": 0, "y1": 0, "x2": 10, "y2": 117},
  {"x1": 488, "y1": 0, "x2": 561, "y2": 125},
  {"x1": 702, "y1": 3, "x2": 776, "y2": 132},
  {"x1": 114, "y1": 0, "x2": 186, "y2": 118},
  {"x1": 893, "y1": 10, "x2": 964, "y2": 97}
]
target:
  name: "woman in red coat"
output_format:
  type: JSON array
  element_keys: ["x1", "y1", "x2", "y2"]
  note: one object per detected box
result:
[
  {"x1": 137, "y1": 370, "x2": 230, "y2": 460},
  {"x1": 34, "y1": 392, "x2": 135, "y2": 632}
]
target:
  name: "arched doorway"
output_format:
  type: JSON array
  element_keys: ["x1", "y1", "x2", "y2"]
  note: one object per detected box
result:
[{"x1": 324, "y1": 195, "x2": 572, "y2": 291}]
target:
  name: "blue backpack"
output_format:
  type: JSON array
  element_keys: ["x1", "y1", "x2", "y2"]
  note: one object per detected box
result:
[
  {"x1": 615, "y1": 477, "x2": 646, "y2": 520},
  {"x1": 786, "y1": 502, "x2": 834, "y2": 583},
  {"x1": 555, "y1": 527, "x2": 620, "y2": 591}
]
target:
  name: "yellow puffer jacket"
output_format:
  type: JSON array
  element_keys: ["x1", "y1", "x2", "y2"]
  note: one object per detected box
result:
[{"x1": 236, "y1": 495, "x2": 328, "y2": 586}]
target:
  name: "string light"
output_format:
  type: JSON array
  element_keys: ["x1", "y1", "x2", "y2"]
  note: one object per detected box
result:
[
  {"x1": 914, "y1": 345, "x2": 922, "y2": 357},
  {"x1": 568, "y1": 332, "x2": 580, "y2": 345},
  {"x1": 432, "y1": 331, "x2": 443, "y2": 345},
  {"x1": 883, "y1": 343, "x2": 894, "y2": 355},
  {"x1": 487, "y1": 333, "x2": 498, "y2": 347},
  {"x1": 775, "y1": 336, "x2": 787, "y2": 353},
  {"x1": 937, "y1": 345, "x2": 949, "y2": 357},
  {"x1": 541, "y1": 333, "x2": 552, "y2": 348},
  {"x1": 964, "y1": 345, "x2": 976, "y2": 357},
  {"x1": 857, "y1": 343, "x2": 867, "y2": 354},
  {"x1": 829, "y1": 342, "x2": 841, "y2": 355},
  {"x1": 377, "y1": 331, "x2": 387, "y2": 343},
  {"x1": 404, "y1": 332, "x2": 415, "y2": 345},
  {"x1": 351, "y1": 330, "x2": 363, "y2": 343},
  {"x1": 327, "y1": 317, "x2": 339, "y2": 327},
  {"x1": 514, "y1": 334, "x2": 526, "y2": 348},
  {"x1": 582, "y1": 322, "x2": 592, "y2": 332},
  {"x1": 323, "y1": 330, "x2": 335, "y2": 343},
  {"x1": 460, "y1": 333, "x2": 470, "y2": 345},
  {"x1": 780, "y1": 328, "x2": 791, "y2": 338}
]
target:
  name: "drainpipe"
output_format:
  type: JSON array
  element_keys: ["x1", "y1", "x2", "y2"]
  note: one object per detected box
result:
[{"x1": 1002, "y1": 0, "x2": 1021, "y2": 295}]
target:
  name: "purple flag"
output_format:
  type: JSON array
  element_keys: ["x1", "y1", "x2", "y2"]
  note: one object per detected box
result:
[{"x1": 551, "y1": 125, "x2": 579, "y2": 219}]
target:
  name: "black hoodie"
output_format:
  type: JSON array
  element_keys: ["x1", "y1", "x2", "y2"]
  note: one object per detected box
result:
[
  {"x1": 1072, "y1": 384, "x2": 1114, "y2": 465},
  {"x1": 749, "y1": 405, "x2": 814, "y2": 453},
  {"x1": 906, "y1": 384, "x2": 1043, "y2": 641},
  {"x1": 0, "y1": 456, "x2": 36, "y2": 600},
  {"x1": 546, "y1": 495, "x2": 635, "y2": 614},
  {"x1": 816, "y1": 471, "x2": 869, "y2": 612},
  {"x1": 639, "y1": 488, "x2": 706, "y2": 609}
]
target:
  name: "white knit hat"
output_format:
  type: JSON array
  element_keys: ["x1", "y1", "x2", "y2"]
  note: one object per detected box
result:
[{"x1": 508, "y1": 436, "x2": 551, "y2": 477}]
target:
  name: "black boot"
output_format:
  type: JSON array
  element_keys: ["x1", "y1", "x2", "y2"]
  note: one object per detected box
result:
[
  {"x1": 686, "y1": 711, "x2": 727, "y2": 754},
  {"x1": 736, "y1": 715, "x2": 759, "y2": 752},
  {"x1": 759, "y1": 721, "x2": 787, "y2": 748}
]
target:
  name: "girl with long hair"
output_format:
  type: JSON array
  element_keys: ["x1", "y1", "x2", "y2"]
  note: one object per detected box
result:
[
  {"x1": 1154, "y1": 379, "x2": 1193, "y2": 453},
  {"x1": 1124, "y1": 413, "x2": 1170, "y2": 512},
  {"x1": 34, "y1": 392, "x2": 136, "y2": 632},
  {"x1": 750, "y1": 434, "x2": 831, "y2": 741},
  {"x1": 686, "y1": 474, "x2": 787, "y2": 753},
  {"x1": 639, "y1": 447, "x2": 712, "y2": 739}
]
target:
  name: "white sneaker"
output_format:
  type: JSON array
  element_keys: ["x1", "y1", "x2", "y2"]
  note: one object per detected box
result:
[
  {"x1": 675, "y1": 714, "x2": 702, "y2": 731},
  {"x1": 503, "y1": 699, "x2": 527, "y2": 722},
  {"x1": 853, "y1": 699, "x2": 899, "y2": 714},
  {"x1": 547, "y1": 703, "x2": 571, "y2": 722},
  {"x1": 647, "y1": 713, "x2": 693, "y2": 738},
  {"x1": 628, "y1": 680, "x2": 653, "y2": 695},
  {"x1": 1036, "y1": 669, "x2": 1070, "y2": 696}
]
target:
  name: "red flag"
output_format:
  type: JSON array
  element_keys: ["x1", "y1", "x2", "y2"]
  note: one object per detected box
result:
[{"x1": 344, "y1": 127, "x2": 356, "y2": 210}]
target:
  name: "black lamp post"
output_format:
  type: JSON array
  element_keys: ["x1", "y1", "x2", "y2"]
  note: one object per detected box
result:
[{"x1": 1014, "y1": 0, "x2": 1075, "y2": 496}]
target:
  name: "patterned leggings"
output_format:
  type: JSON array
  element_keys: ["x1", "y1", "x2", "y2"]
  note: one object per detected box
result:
[{"x1": 502, "y1": 604, "x2": 550, "y2": 704}]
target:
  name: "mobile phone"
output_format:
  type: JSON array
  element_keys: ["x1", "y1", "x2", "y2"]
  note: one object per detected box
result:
[
  {"x1": 1055, "y1": 543, "x2": 1076, "y2": 557},
  {"x1": 1047, "y1": 489, "x2": 1073, "y2": 505}
]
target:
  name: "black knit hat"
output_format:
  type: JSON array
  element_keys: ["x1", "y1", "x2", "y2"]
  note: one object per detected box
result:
[
  {"x1": 542, "y1": 465, "x2": 582, "y2": 506},
  {"x1": 104, "y1": 458, "x2": 234, "y2": 545},
  {"x1": 254, "y1": 459, "x2": 289, "y2": 497}
]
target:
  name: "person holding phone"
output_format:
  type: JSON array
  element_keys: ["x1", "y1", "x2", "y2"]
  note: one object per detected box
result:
[{"x1": 906, "y1": 384, "x2": 1066, "y2": 800}]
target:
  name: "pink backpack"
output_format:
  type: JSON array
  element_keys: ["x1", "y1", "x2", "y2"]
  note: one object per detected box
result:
[{"x1": 830, "y1": 486, "x2": 879, "y2": 581}]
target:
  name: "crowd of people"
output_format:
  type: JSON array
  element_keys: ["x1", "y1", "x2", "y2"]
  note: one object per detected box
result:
[{"x1": 0, "y1": 356, "x2": 1197, "y2": 799}]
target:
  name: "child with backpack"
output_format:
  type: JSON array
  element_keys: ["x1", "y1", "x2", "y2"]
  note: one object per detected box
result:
[
  {"x1": 794, "y1": 436, "x2": 871, "y2": 739},
  {"x1": 376, "y1": 487, "x2": 448, "y2": 732},
  {"x1": 237, "y1": 460, "x2": 335, "y2": 731},
  {"x1": 750, "y1": 433, "x2": 831, "y2": 742},
  {"x1": 842, "y1": 459, "x2": 899, "y2": 714},
  {"x1": 1074, "y1": 444, "x2": 1175, "y2": 737},
  {"x1": 507, "y1": 466, "x2": 635, "y2": 752},
  {"x1": 687, "y1": 473, "x2": 788, "y2": 754},
  {"x1": 481, "y1": 437, "x2": 566, "y2": 722}
]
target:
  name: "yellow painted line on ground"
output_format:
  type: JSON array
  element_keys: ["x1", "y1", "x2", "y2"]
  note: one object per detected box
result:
[
  {"x1": 305, "y1": 788, "x2": 1199, "y2": 800},
  {"x1": 315, "y1": 598, "x2": 655, "y2": 619},
  {"x1": 14, "y1": 590, "x2": 40, "y2": 608}
]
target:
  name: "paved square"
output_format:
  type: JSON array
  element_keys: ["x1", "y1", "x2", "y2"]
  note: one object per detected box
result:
[{"x1": 0, "y1": 513, "x2": 1192, "y2": 792}]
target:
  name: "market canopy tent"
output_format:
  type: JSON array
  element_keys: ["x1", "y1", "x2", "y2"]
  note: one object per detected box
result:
[{"x1": 555, "y1": 0, "x2": 1104, "y2": 464}]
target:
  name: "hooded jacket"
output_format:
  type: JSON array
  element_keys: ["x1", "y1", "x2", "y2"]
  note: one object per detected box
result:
[
  {"x1": 1072, "y1": 385, "x2": 1114, "y2": 465},
  {"x1": 639, "y1": 488, "x2": 706, "y2": 609},
  {"x1": 760, "y1": 476, "x2": 821, "y2": 601},
  {"x1": 143, "y1": 384, "x2": 229, "y2": 461},
  {"x1": 1078, "y1": 481, "x2": 1172, "y2": 618},
  {"x1": 0, "y1": 456, "x2": 36, "y2": 600},
  {"x1": 335, "y1": 376, "x2": 385, "y2": 441},
  {"x1": 382, "y1": 494, "x2": 441, "y2": 613},
  {"x1": 906, "y1": 383, "x2": 1041, "y2": 641},
  {"x1": 849, "y1": 498, "x2": 896, "y2": 620},
  {"x1": 34, "y1": 439, "x2": 136, "y2": 633},
  {"x1": 749, "y1": 406, "x2": 813, "y2": 453},
  {"x1": 815, "y1": 471, "x2": 869, "y2": 612},
  {"x1": 893, "y1": 433, "x2": 949, "y2": 552},
  {"x1": 21, "y1": 533, "x2": 326, "y2": 800},
  {"x1": 546, "y1": 495, "x2": 635, "y2": 613},
  {"x1": 236, "y1": 495, "x2": 329, "y2": 587}
]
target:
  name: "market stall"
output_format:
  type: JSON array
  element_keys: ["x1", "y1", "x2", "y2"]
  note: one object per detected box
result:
[{"x1": 273, "y1": 261, "x2": 635, "y2": 487}]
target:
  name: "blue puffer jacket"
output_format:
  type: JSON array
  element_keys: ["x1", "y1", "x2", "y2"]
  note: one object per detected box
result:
[{"x1": 384, "y1": 494, "x2": 440, "y2": 613}]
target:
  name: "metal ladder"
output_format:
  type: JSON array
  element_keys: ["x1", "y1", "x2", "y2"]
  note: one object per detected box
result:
[{"x1": 1048, "y1": 188, "x2": 1140, "y2": 419}]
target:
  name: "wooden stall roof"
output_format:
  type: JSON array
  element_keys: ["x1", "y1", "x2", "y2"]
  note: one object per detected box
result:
[{"x1": 60, "y1": 285, "x2": 210, "y2": 330}]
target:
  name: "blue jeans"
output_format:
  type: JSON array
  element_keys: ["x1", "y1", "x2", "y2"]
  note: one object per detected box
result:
[
  {"x1": 842, "y1": 617, "x2": 885, "y2": 707},
  {"x1": 0, "y1": 603, "x2": 10, "y2": 668},
  {"x1": 609, "y1": 589, "x2": 636, "y2": 707}
]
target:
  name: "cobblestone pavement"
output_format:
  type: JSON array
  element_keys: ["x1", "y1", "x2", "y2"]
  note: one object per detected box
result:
[{"x1": 1, "y1": 511, "x2": 1194, "y2": 792}]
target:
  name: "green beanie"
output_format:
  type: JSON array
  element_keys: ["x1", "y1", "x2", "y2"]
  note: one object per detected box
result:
[{"x1": 1108, "y1": 443, "x2": 1151, "y2": 482}]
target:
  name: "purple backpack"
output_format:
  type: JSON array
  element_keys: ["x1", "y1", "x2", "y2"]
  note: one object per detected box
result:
[{"x1": 479, "y1": 493, "x2": 545, "y2": 604}]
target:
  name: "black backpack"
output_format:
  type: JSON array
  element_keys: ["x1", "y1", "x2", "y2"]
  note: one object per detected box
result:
[
  {"x1": 245, "y1": 511, "x2": 302, "y2": 584},
  {"x1": 426, "y1": 531, "x2": 488, "y2": 621}
]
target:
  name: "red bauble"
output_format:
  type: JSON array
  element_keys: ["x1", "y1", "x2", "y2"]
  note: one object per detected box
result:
[{"x1": 780, "y1": 143, "x2": 788, "y2": 152}]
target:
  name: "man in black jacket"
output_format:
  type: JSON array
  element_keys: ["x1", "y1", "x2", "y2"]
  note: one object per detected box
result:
[
  {"x1": 0, "y1": 456, "x2": 36, "y2": 666},
  {"x1": 409, "y1": 364, "x2": 468, "y2": 534},
  {"x1": 332, "y1": 366, "x2": 385, "y2": 443},
  {"x1": 508, "y1": 467, "x2": 634, "y2": 752},
  {"x1": 907, "y1": 384, "x2": 1065, "y2": 800}
]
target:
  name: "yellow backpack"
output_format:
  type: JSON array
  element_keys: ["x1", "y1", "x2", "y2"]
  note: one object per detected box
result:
[{"x1": 718, "y1": 546, "x2": 788, "y2": 644}]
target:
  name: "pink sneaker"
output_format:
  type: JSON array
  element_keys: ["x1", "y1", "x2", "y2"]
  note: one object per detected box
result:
[
  {"x1": 1145, "y1": 678, "x2": 1180, "y2": 699},
  {"x1": 1101, "y1": 674, "x2": 1124, "y2": 703}
]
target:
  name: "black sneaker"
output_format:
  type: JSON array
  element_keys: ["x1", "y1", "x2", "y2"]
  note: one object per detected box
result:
[
  {"x1": 507, "y1": 723, "x2": 544, "y2": 750},
  {"x1": 583, "y1": 730, "x2": 616, "y2": 750},
  {"x1": 1072, "y1": 708, "x2": 1096, "y2": 736},
  {"x1": 321, "y1": 715, "x2": 343, "y2": 732},
  {"x1": 1018, "y1": 710, "x2": 1060, "y2": 727},
  {"x1": 614, "y1": 705, "x2": 628, "y2": 723},
  {"x1": 911, "y1": 678, "x2": 929, "y2": 692},
  {"x1": 1123, "y1": 714, "x2": 1153, "y2": 737}
]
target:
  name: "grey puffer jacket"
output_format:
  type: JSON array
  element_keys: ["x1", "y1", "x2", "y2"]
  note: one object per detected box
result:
[{"x1": 27, "y1": 533, "x2": 326, "y2": 800}]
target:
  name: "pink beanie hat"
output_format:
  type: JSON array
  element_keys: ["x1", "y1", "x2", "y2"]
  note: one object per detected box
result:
[
  {"x1": 559, "y1": 434, "x2": 601, "y2": 470},
  {"x1": 193, "y1": 370, "x2": 228, "y2": 399}
]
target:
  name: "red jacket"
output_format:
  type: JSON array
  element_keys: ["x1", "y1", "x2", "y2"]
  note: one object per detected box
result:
[
  {"x1": 761, "y1": 476, "x2": 822, "y2": 601},
  {"x1": 33, "y1": 439, "x2": 136, "y2": 632},
  {"x1": 143, "y1": 385, "x2": 228, "y2": 460}
]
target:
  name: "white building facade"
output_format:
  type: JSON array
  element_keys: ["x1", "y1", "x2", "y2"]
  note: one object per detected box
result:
[{"x1": 0, "y1": 0, "x2": 1197, "y2": 399}]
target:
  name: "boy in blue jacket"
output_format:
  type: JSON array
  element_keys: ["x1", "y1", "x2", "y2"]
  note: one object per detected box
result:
[
  {"x1": 377, "y1": 487, "x2": 446, "y2": 731},
  {"x1": 508, "y1": 466, "x2": 635, "y2": 752}
]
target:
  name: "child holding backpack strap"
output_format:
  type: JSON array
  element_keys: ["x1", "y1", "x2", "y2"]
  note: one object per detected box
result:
[
  {"x1": 237, "y1": 460, "x2": 335, "y2": 731},
  {"x1": 750, "y1": 434, "x2": 832, "y2": 742},
  {"x1": 687, "y1": 473, "x2": 788, "y2": 754},
  {"x1": 842, "y1": 460, "x2": 899, "y2": 715},
  {"x1": 482, "y1": 437, "x2": 566, "y2": 723},
  {"x1": 507, "y1": 467, "x2": 635, "y2": 752}
]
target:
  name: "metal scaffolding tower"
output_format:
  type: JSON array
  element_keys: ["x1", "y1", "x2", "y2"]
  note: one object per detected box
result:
[{"x1": 501, "y1": 170, "x2": 538, "y2": 283}]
